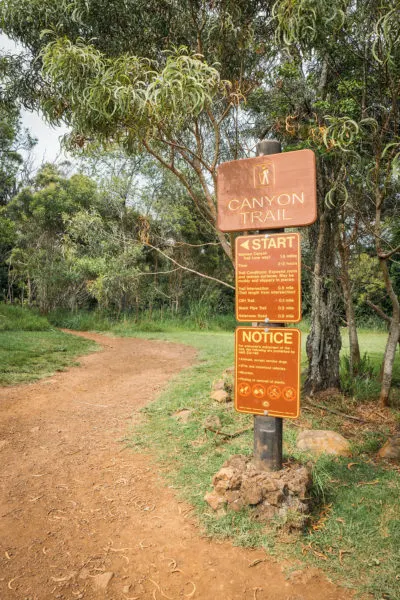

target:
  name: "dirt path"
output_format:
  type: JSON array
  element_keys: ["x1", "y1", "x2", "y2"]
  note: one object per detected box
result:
[{"x1": 0, "y1": 332, "x2": 350, "y2": 600}]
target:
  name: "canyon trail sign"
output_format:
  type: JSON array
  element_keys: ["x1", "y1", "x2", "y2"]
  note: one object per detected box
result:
[
  {"x1": 235, "y1": 232, "x2": 301, "y2": 323},
  {"x1": 235, "y1": 327, "x2": 301, "y2": 419},
  {"x1": 217, "y1": 149, "x2": 316, "y2": 232}
]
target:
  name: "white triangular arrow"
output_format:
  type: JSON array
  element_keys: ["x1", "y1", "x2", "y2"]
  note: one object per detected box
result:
[{"x1": 240, "y1": 240, "x2": 250, "y2": 250}]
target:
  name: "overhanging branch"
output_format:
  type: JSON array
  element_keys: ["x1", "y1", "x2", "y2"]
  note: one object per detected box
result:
[{"x1": 144, "y1": 241, "x2": 234, "y2": 290}]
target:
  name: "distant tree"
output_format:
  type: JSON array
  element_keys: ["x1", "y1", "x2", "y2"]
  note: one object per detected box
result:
[{"x1": 6, "y1": 164, "x2": 99, "y2": 310}]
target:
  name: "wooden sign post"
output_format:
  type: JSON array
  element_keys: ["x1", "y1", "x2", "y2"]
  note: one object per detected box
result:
[{"x1": 217, "y1": 139, "x2": 317, "y2": 471}]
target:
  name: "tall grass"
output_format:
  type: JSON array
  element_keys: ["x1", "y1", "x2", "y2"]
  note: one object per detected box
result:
[
  {"x1": 0, "y1": 304, "x2": 52, "y2": 331},
  {"x1": 48, "y1": 307, "x2": 237, "y2": 332}
]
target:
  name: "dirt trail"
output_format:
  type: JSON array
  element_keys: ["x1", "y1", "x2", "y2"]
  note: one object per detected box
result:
[{"x1": 0, "y1": 332, "x2": 349, "y2": 600}]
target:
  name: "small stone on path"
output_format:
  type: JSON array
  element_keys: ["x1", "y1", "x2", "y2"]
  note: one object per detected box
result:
[
  {"x1": 79, "y1": 568, "x2": 91, "y2": 580},
  {"x1": 0, "y1": 440, "x2": 8, "y2": 450},
  {"x1": 92, "y1": 571, "x2": 114, "y2": 590}
]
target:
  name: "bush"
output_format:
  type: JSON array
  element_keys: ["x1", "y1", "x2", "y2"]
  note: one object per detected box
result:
[{"x1": 340, "y1": 352, "x2": 379, "y2": 399}]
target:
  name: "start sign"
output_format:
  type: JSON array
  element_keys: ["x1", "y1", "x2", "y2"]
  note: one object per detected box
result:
[
  {"x1": 235, "y1": 232, "x2": 301, "y2": 323},
  {"x1": 235, "y1": 327, "x2": 301, "y2": 418},
  {"x1": 217, "y1": 149, "x2": 316, "y2": 232}
]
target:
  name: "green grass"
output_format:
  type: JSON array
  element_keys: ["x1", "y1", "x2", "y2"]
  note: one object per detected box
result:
[
  {"x1": 281, "y1": 456, "x2": 400, "y2": 599},
  {"x1": 0, "y1": 304, "x2": 98, "y2": 385},
  {"x1": 119, "y1": 327, "x2": 399, "y2": 599}
]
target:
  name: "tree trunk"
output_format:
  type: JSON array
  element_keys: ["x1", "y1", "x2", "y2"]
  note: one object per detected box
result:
[
  {"x1": 338, "y1": 234, "x2": 361, "y2": 375},
  {"x1": 303, "y1": 203, "x2": 342, "y2": 395},
  {"x1": 374, "y1": 183, "x2": 400, "y2": 406},
  {"x1": 378, "y1": 259, "x2": 400, "y2": 407}
]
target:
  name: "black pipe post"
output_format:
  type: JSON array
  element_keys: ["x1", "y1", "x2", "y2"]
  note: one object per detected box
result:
[{"x1": 252, "y1": 139, "x2": 283, "y2": 471}]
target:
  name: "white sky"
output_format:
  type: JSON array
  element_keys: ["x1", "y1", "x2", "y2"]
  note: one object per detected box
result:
[{"x1": 0, "y1": 34, "x2": 71, "y2": 170}]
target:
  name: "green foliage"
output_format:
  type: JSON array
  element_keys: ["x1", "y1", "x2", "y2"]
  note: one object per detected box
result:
[
  {"x1": 273, "y1": 0, "x2": 346, "y2": 47},
  {"x1": 5, "y1": 164, "x2": 101, "y2": 311},
  {"x1": 349, "y1": 253, "x2": 387, "y2": 319},
  {"x1": 0, "y1": 103, "x2": 34, "y2": 205},
  {"x1": 40, "y1": 38, "x2": 225, "y2": 150}
]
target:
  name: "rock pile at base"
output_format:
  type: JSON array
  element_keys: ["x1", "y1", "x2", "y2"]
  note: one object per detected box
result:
[
  {"x1": 205, "y1": 455, "x2": 312, "y2": 527},
  {"x1": 210, "y1": 366, "x2": 234, "y2": 403}
]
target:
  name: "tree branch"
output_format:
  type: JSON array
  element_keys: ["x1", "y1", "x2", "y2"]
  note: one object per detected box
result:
[
  {"x1": 366, "y1": 299, "x2": 391, "y2": 323},
  {"x1": 378, "y1": 244, "x2": 400, "y2": 261},
  {"x1": 143, "y1": 241, "x2": 234, "y2": 289}
]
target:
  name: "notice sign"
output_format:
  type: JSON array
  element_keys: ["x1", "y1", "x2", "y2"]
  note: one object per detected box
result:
[
  {"x1": 217, "y1": 149, "x2": 316, "y2": 232},
  {"x1": 236, "y1": 233, "x2": 301, "y2": 323},
  {"x1": 235, "y1": 327, "x2": 300, "y2": 418}
]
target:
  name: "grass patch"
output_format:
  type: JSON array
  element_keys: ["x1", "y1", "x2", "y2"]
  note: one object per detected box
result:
[
  {"x1": 281, "y1": 456, "x2": 400, "y2": 599},
  {"x1": 0, "y1": 304, "x2": 98, "y2": 385},
  {"x1": 122, "y1": 328, "x2": 399, "y2": 599}
]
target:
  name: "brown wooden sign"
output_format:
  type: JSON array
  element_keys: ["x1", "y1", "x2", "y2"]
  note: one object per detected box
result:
[
  {"x1": 217, "y1": 149, "x2": 316, "y2": 232},
  {"x1": 235, "y1": 233, "x2": 301, "y2": 323},
  {"x1": 235, "y1": 327, "x2": 300, "y2": 418}
]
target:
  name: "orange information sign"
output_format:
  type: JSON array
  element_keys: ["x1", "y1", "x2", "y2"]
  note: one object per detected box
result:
[
  {"x1": 235, "y1": 327, "x2": 300, "y2": 418},
  {"x1": 217, "y1": 149, "x2": 316, "y2": 232},
  {"x1": 235, "y1": 233, "x2": 301, "y2": 323}
]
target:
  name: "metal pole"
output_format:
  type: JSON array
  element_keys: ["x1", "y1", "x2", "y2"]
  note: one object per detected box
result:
[{"x1": 253, "y1": 139, "x2": 283, "y2": 471}]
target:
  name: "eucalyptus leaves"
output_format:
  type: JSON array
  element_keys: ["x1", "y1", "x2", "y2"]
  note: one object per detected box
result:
[{"x1": 40, "y1": 37, "x2": 226, "y2": 149}]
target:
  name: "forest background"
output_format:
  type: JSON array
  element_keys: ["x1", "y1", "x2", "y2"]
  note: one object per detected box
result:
[{"x1": 0, "y1": 0, "x2": 399, "y2": 405}]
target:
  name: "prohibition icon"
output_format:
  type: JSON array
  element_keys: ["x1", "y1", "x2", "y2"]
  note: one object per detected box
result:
[
  {"x1": 282, "y1": 386, "x2": 297, "y2": 401},
  {"x1": 252, "y1": 384, "x2": 266, "y2": 399},
  {"x1": 238, "y1": 382, "x2": 251, "y2": 397},
  {"x1": 267, "y1": 384, "x2": 282, "y2": 401}
]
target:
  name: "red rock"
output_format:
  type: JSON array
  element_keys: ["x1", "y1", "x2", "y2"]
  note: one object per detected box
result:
[
  {"x1": 212, "y1": 379, "x2": 225, "y2": 391},
  {"x1": 297, "y1": 430, "x2": 351, "y2": 457},
  {"x1": 211, "y1": 389, "x2": 230, "y2": 403},
  {"x1": 241, "y1": 481, "x2": 263, "y2": 505},
  {"x1": 377, "y1": 435, "x2": 400, "y2": 459},
  {"x1": 204, "y1": 491, "x2": 225, "y2": 511}
]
